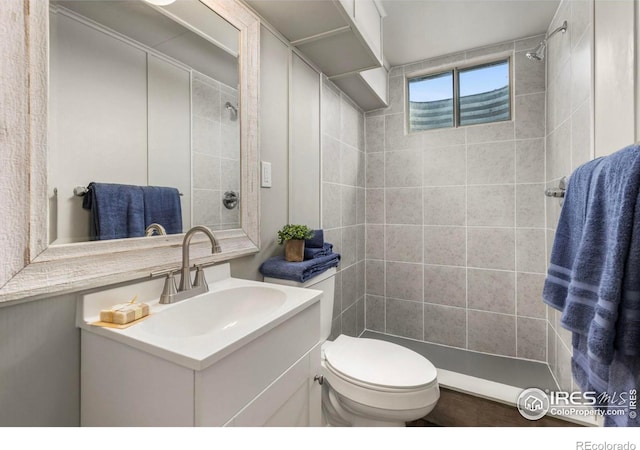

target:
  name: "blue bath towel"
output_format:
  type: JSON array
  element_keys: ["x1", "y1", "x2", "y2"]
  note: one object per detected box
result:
[
  {"x1": 304, "y1": 242, "x2": 333, "y2": 260},
  {"x1": 82, "y1": 182, "x2": 145, "y2": 240},
  {"x1": 305, "y1": 229, "x2": 324, "y2": 248},
  {"x1": 141, "y1": 186, "x2": 183, "y2": 235},
  {"x1": 543, "y1": 144, "x2": 640, "y2": 426},
  {"x1": 259, "y1": 252, "x2": 340, "y2": 283}
]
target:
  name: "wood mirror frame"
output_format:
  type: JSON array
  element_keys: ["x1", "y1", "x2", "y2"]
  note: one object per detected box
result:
[{"x1": 0, "y1": 0, "x2": 260, "y2": 305}]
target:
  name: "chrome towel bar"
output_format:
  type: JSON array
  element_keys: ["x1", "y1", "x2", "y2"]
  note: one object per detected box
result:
[
  {"x1": 544, "y1": 176, "x2": 568, "y2": 198},
  {"x1": 73, "y1": 185, "x2": 183, "y2": 196}
]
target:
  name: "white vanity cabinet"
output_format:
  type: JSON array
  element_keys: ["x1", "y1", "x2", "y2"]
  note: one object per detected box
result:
[{"x1": 81, "y1": 299, "x2": 321, "y2": 427}]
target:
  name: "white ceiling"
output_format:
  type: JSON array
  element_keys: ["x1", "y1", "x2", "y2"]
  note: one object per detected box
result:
[{"x1": 381, "y1": 0, "x2": 561, "y2": 66}]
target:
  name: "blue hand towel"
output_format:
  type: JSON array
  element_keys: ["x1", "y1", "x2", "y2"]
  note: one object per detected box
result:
[
  {"x1": 141, "y1": 186, "x2": 183, "y2": 235},
  {"x1": 82, "y1": 182, "x2": 145, "y2": 240},
  {"x1": 259, "y1": 252, "x2": 340, "y2": 283},
  {"x1": 304, "y1": 242, "x2": 333, "y2": 260},
  {"x1": 305, "y1": 229, "x2": 324, "y2": 248},
  {"x1": 543, "y1": 144, "x2": 640, "y2": 426}
]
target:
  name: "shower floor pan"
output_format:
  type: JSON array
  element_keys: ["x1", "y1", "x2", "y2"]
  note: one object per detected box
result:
[{"x1": 361, "y1": 330, "x2": 598, "y2": 426}]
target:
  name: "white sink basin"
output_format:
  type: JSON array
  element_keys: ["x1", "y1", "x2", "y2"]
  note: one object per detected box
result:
[
  {"x1": 78, "y1": 264, "x2": 322, "y2": 370},
  {"x1": 137, "y1": 286, "x2": 287, "y2": 338}
]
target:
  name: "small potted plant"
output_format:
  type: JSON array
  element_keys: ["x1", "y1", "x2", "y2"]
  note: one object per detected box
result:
[{"x1": 277, "y1": 224, "x2": 314, "y2": 262}]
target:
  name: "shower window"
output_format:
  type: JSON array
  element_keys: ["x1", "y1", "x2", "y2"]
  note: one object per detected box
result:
[{"x1": 407, "y1": 58, "x2": 511, "y2": 132}]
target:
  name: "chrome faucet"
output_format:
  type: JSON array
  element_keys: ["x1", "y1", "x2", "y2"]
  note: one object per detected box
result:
[
  {"x1": 157, "y1": 226, "x2": 221, "y2": 304},
  {"x1": 178, "y1": 225, "x2": 221, "y2": 291}
]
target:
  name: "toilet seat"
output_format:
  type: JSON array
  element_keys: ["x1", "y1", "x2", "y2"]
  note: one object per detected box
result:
[
  {"x1": 321, "y1": 336, "x2": 439, "y2": 412},
  {"x1": 323, "y1": 335, "x2": 438, "y2": 391}
]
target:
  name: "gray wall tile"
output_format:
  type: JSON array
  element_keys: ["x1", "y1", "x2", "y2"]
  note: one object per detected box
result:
[
  {"x1": 424, "y1": 186, "x2": 466, "y2": 226},
  {"x1": 516, "y1": 184, "x2": 545, "y2": 228},
  {"x1": 516, "y1": 139, "x2": 545, "y2": 183},
  {"x1": 365, "y1": 188, "x2": 384, "y2": 224},
  {"x1": 366, "y1": 152, "x2": 384, "y2": 188},
  {"x1": 342, "y1": 185, "x2": 357, "y2": 226},
  {"x1": 467, "y1": 185, "x2": 515, "y2": 227},
  {"x1": 385, "y1": 150, "x2": 423, "y2": 187},
  {"x1": 467, "y1": 141, "x2": 515, "y2": 185},
  {"x1": 386, "y1": 262, "x2": 423, "y2": 301},
  {"x1": 424, "y1": 265, "x2": 466, "y2": 308},
  {"x1": 516, "y1": 272, "x2": 546, "y2": 319},
  {"x1": 467, "y1": 227, "x2": 515, "y2": 270},
  {"x1": 385, "y1": 113, "x2": 422, "y2": 151},
  {"x1": 322, "y1": 182, "x2": 341, "y2": 229},
  {"x1": 516, "y1": 228, "x2": 546, "y2": 273},
  {"x1": 468, "y1": 310, "x2": 516, "y2": 356},
  {"x1": 385, "y1": 188, "x2": 423, "y2": 224},
  {"x1": 365, "y1": 225, "x2": 384, "y2": 260},
  {"x1": 468, "y1": 269, "x2": 516, "y2": 314},
  {"x1": 322, "y1": 83, "x2": 341, "y2": 138},
  {"x1": 365, "y1": 295, "x2": 385, "y2": 332},
  {"x1": 341, "y1": 96, "x2": 360, "y2": 148},
  {"x1": 341, "y1": 302, "x2": 358, "y2": 337},
  {"x1": 514, "y1": 50, "x2": 546, "y2": 95},
  {"x1": 423, "y1": 127, "x2": 465, "y2": 150},
  {"x1": 466, "y1": 121, "x2": 514, "y2": 144},
  {"x1": 386, "y1": 298, "x2": 424, "y2": 340},
  {"x1": 515, "y1": 92, "x2": 545, "y2": 139},
  {"x1": 365, "y1": 116, "x2": 385, "y2": 153},
  {"x1": 424, "y1": 145, "x2": 466, "y2": 186},
  {"x1": 322, "y1": 134, "x2": 341, "y2": 183},
  {"x1": 385, "y1": 225, "x2": 423, "y2": 263},
  {"x1": 341, "y1": 144, "x2": 360, "y2": 186},
  {"x1": 424, "y1": 226, "x2": 466, "y2": 266},
  {"x1": 517, "y1": 317, "x2": 547, "y2": 361},
  {"x1": 424, "y1": 303, "x2": 467, "y2": 348},
  {"x1": 366, "y1": 260, "x2": 385, "y2": 296}
]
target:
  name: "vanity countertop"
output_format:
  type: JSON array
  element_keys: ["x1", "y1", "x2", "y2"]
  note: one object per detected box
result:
[{"x1": 77, "y1": 264, "x2": 322, "y2": 371}]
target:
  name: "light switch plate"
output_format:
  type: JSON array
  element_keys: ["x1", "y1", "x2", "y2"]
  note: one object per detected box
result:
[{"x1": 261, "y1": 161, "x2": 272, "y2": 188}]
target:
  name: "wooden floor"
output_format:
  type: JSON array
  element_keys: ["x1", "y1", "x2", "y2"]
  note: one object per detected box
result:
[{"x1": 406, "y1": 388, "x2": 579, "y2": 427}]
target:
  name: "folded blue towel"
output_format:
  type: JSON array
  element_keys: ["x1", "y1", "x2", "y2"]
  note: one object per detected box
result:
[
  {"x1": 305, "y1": 229, "x2": 324, "y2": 248},
  {"x1": 543, "y1": 144, "x2": 640, "y2": 426},
  {"x1": 259, "y1": 252, "x2": 340, "y2": 283},
  {"x1": 141, "y1": 186, "x2": 183, "y2": 235},
  {"x1": 82, "y1": 182, "x2": 145, "y2": 240},
  {"x1": 304, "y1": 242, "x2": 333, "y2": 260}
]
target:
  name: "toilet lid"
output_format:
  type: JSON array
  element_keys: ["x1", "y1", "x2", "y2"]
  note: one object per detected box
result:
[{"x1": 324, "y1": 335, "x2": 437, "y2": 390}]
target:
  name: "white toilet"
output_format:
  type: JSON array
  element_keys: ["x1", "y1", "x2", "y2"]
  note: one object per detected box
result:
[{"x1": 265, "y1": 267, "x2": 440, "y2": 426}]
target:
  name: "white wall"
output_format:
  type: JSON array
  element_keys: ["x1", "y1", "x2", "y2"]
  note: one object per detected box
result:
[
  {"x1": 289, "y1": 54, "x2": 321, "y2": 228},
  {"x1": 231, "y1": 26, "x2": 291, "y2": 280},
  {"x1": 594, "y1": 0, "x2": 636, "y2": 156}
]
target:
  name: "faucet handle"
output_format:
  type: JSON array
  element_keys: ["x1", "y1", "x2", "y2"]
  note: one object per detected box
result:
[
  {"x1": 159, "y1": 271, "x2": 178, "y2": 304},
  {"x1": 193, "y1": 265, "x2": 208, "y2": 290}
]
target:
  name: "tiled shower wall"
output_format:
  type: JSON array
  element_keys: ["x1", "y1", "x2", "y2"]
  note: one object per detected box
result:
[
  {"x1": 364, "y1": 37, "x2": 549, "y2": 361},
  {"x1": 192, "y1": 71, "x2": 241, "y2": 231},
  {"x1": 321, "y1": 77, "x2": 367, "y2": 339},
  {"x1": 545, "y1": 0, "x2": 594, "y2": 392}
]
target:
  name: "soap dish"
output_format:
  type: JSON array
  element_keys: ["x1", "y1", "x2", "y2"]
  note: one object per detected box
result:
[{"x1": 89, "y1": 314, "x2": 151, "y2": 330}]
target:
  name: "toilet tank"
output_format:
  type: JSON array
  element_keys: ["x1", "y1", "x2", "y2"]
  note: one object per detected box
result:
[{"x1": 264, "y1": 267, "x2": 336, "y2": 341}]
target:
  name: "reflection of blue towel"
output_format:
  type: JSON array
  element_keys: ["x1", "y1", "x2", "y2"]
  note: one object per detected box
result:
[
  {"x1": 259, "y1": 252, "x2": 340, "y2": 283},
  {"x1": 543, "y1": 144, "x2": 640, "y2": 427},
  {"x1": 304, "y1": 243, "x2": 333, "y2": 260},
  {"x1": 305, "y1": 229, "x2": 324, "y2": 248},
  {"x1": 141, "y1": 186, "x2": 182, "y2": 235},
  {"x1": 82, "y1": 182, "x2": 145, "y2": 240}
]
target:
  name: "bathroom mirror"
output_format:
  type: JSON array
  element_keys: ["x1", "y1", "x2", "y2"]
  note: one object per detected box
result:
[
  {"x1": 0, "y1": 0, "x2": 260, "y2": 303},
  {"x1": 49, "y1": 0, "x2": 241, "y2": 243}
]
